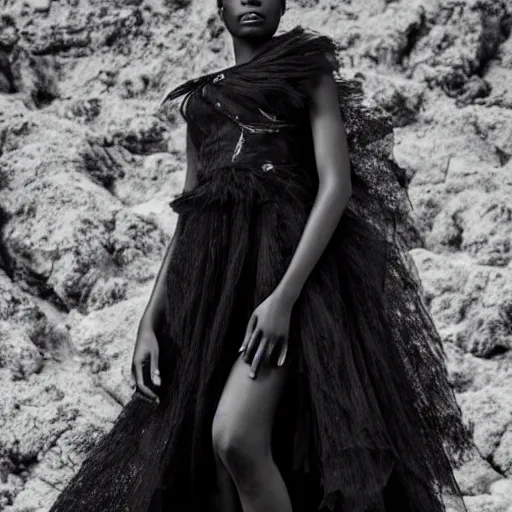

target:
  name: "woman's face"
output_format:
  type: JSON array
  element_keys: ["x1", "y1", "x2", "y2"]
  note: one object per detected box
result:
[{"x1": 220, "y1": 0, "x2": 283, "y2": 41}]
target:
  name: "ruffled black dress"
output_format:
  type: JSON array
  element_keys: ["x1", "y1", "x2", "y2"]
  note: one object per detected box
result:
[{"x1": 49, "y1": 26, "x2": 474, "y2": 512}]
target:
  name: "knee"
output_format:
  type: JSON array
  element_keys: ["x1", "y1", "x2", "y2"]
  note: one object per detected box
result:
[{"x1": 211, "y1": 417, "x2": 268, "y2": 478}]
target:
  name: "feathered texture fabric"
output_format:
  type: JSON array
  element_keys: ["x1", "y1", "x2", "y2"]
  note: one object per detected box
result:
[
  {"x1": 160, "y1": 26, "x2": 337, "y2": 116},
  {"x1": 48, "y1": 25, "x2": 474, "y2": 512}
]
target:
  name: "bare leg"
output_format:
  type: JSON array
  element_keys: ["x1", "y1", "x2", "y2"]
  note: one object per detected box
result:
[
  {"x1": 210, "y1": 449, "x2": 239, "y2": 512},
  {"x1": 211, "y1": 353, "x2": 292, "y2": 512}
]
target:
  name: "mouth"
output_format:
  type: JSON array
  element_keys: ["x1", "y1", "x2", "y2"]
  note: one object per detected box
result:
[{"x1": 239, "y1": 12, "x2": 265, "y2": 23}]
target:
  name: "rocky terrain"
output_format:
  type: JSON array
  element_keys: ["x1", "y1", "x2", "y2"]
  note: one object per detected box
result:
[{"x1": 0, "y1": 0, "x2": 511, "y2": 510}]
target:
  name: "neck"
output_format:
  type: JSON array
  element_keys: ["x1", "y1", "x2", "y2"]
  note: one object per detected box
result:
[{"x1": 231, "y1": 35, "x2": 273, "y2": 65}]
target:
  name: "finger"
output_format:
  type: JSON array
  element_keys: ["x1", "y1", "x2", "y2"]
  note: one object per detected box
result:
[
  {"x1": 135, "y1": 359, "x2": 159, "y2": 402},
  {"x1": 138, "y1": 381, "x2": 159, "y2": 403},
  {"x1": 277, "y1": 339, "x2": 288, "y2": 367},
  {"x1": 239, "y1": 314, "x2": 257, "y2": 353},
  {"x1": 263, "y1": 336, "x2": 278, "y2": 366},
  {"x1": 249, "y1": 337, "x2": 268, "y2": 379},
  {"x1": 134, "y1": 360, "x2": 144, "y2": 389},
  {"x1": 243, "y1": 327, "x2": 261, "y2": 363},
  {"x1": 150, "y1": 350, "x2": 161, "y2": 387},
  {"x1": 276, "y1": 337, "x2": 287, "y2": 365},
  {"x1": 135, "y1": 389, "x2": 155, "y2": 403}
]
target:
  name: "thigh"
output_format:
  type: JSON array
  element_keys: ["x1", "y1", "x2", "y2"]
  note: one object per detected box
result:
[{"x1": 213, "y1": 353, "x2": 290, "y2": 447}]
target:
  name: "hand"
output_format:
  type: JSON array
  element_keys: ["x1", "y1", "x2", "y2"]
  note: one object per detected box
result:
[
  {"x1": 130, "y1": 321, "x2": 161, "y2": 405},
  {"x1": 238, "y1": 292, "x2": 293, "y2": 380}
]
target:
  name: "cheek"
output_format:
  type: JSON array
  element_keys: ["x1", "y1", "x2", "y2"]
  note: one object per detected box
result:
[
  {"x1": 220, "y1": 1, "x2": 239, "y2": 29},
  {"x1": 266, "y1": 3, "x2": 283, "y2": 24},
  {"x1": 222, "y1": 0, "x2": 237, "y2": 15},
  {"x1": 222, "y1": 13, "x2": 240, "y2": 36}
]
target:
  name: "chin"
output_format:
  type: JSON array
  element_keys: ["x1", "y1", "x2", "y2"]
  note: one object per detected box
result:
[{"x1": 233, "y1": 23, "x2": 278, "y2": 40}]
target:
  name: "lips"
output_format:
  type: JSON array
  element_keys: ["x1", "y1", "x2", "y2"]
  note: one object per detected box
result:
[{"x1": 240, "y1": 12, "x2": 264, "y2": 22}]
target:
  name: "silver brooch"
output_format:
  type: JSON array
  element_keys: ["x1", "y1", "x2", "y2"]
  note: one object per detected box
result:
[
  {"x1": 261, "y1": 162, "x2": 275, "y2": 172},
  {"x1": 212, "y1": 73, "x2": 225, "y2": 84}
]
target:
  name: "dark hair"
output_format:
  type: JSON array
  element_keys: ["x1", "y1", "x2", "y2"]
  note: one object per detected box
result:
[{"x1": 217, "y1": 0, "x2": 286, "y2": 11}]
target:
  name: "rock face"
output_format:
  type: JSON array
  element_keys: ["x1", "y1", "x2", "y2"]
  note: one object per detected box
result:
[{"x1": 0, "y1": 0, "x2": 511, "y2": 510}]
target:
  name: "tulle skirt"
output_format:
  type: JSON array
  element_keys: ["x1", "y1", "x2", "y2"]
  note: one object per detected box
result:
[{"x1": 48, "y1": 160, "x2": 472, "y2": 512}]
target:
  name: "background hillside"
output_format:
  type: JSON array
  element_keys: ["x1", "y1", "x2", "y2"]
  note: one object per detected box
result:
[{"x1": 0, "y1": 0, "x2": 511, "y2": 510}]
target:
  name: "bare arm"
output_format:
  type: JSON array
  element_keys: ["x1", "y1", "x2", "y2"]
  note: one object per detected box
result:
[
  {"x1": 139, "y1": 127, "x2": 198, "y2": 331},
  {"x1": 273, "y1": 72, "x2": 352, "y2": 303}
]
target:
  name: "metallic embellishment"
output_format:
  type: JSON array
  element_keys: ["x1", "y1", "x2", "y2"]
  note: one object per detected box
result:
[
  {"x1": 232, "y1": 128, "x2": 246, "y2": 161},
  {"x1": 215, "y1": 101, "x2": 221, "y2": 108},
  {"x1": 261, "y1": 162, "x2": 275, "y2": 172},
  {"x1": 258, "y1": 108, "x2": 277, "y2": 121},
  {"x1": 212, "y1": 73, "x2": 225, "y2": 84}
]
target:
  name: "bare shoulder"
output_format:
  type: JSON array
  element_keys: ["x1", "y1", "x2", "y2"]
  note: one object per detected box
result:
[
  {"x1": 304, "y1": 53, "x2": 339, "y2": 108},
  {"x1": 305, "y1": 52, "x2": 350, "y2": 183}
]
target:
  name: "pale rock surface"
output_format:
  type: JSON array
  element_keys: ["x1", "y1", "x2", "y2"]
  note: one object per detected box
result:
[
  {"x1": 412, "y1": 250, "x2": 512, "y2": 357},
  {"x1": 1, "y1": 0, "x2": 511, "y2": 511}
]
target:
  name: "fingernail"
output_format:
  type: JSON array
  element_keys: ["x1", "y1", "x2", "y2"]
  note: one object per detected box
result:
[
  {"x1": 238, "y1": 345, "x2": 245, "y2": 353},
  {"x1": 249, "y1": 372, "x2": 255, "y2": 379}
]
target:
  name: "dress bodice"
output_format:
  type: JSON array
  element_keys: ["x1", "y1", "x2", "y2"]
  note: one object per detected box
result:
[
  {"x1": 184, "y1": 78, "x2": 317, "y2": 181},
  {"x1": 160, "y1": 25, "x2": 407, "y2": 222},
  {"x1": 158, "y1": 26, "x2": 342, "y2": 191}
]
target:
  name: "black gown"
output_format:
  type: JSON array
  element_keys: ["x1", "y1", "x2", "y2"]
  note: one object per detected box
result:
[{"x1": 48, "y1": 26, "x2": 474, "y2": 512}]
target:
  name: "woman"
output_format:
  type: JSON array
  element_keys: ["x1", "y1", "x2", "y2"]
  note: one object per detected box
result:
[{"x1": 49, "y1": 1, "x2": 474, "y2": 511}]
